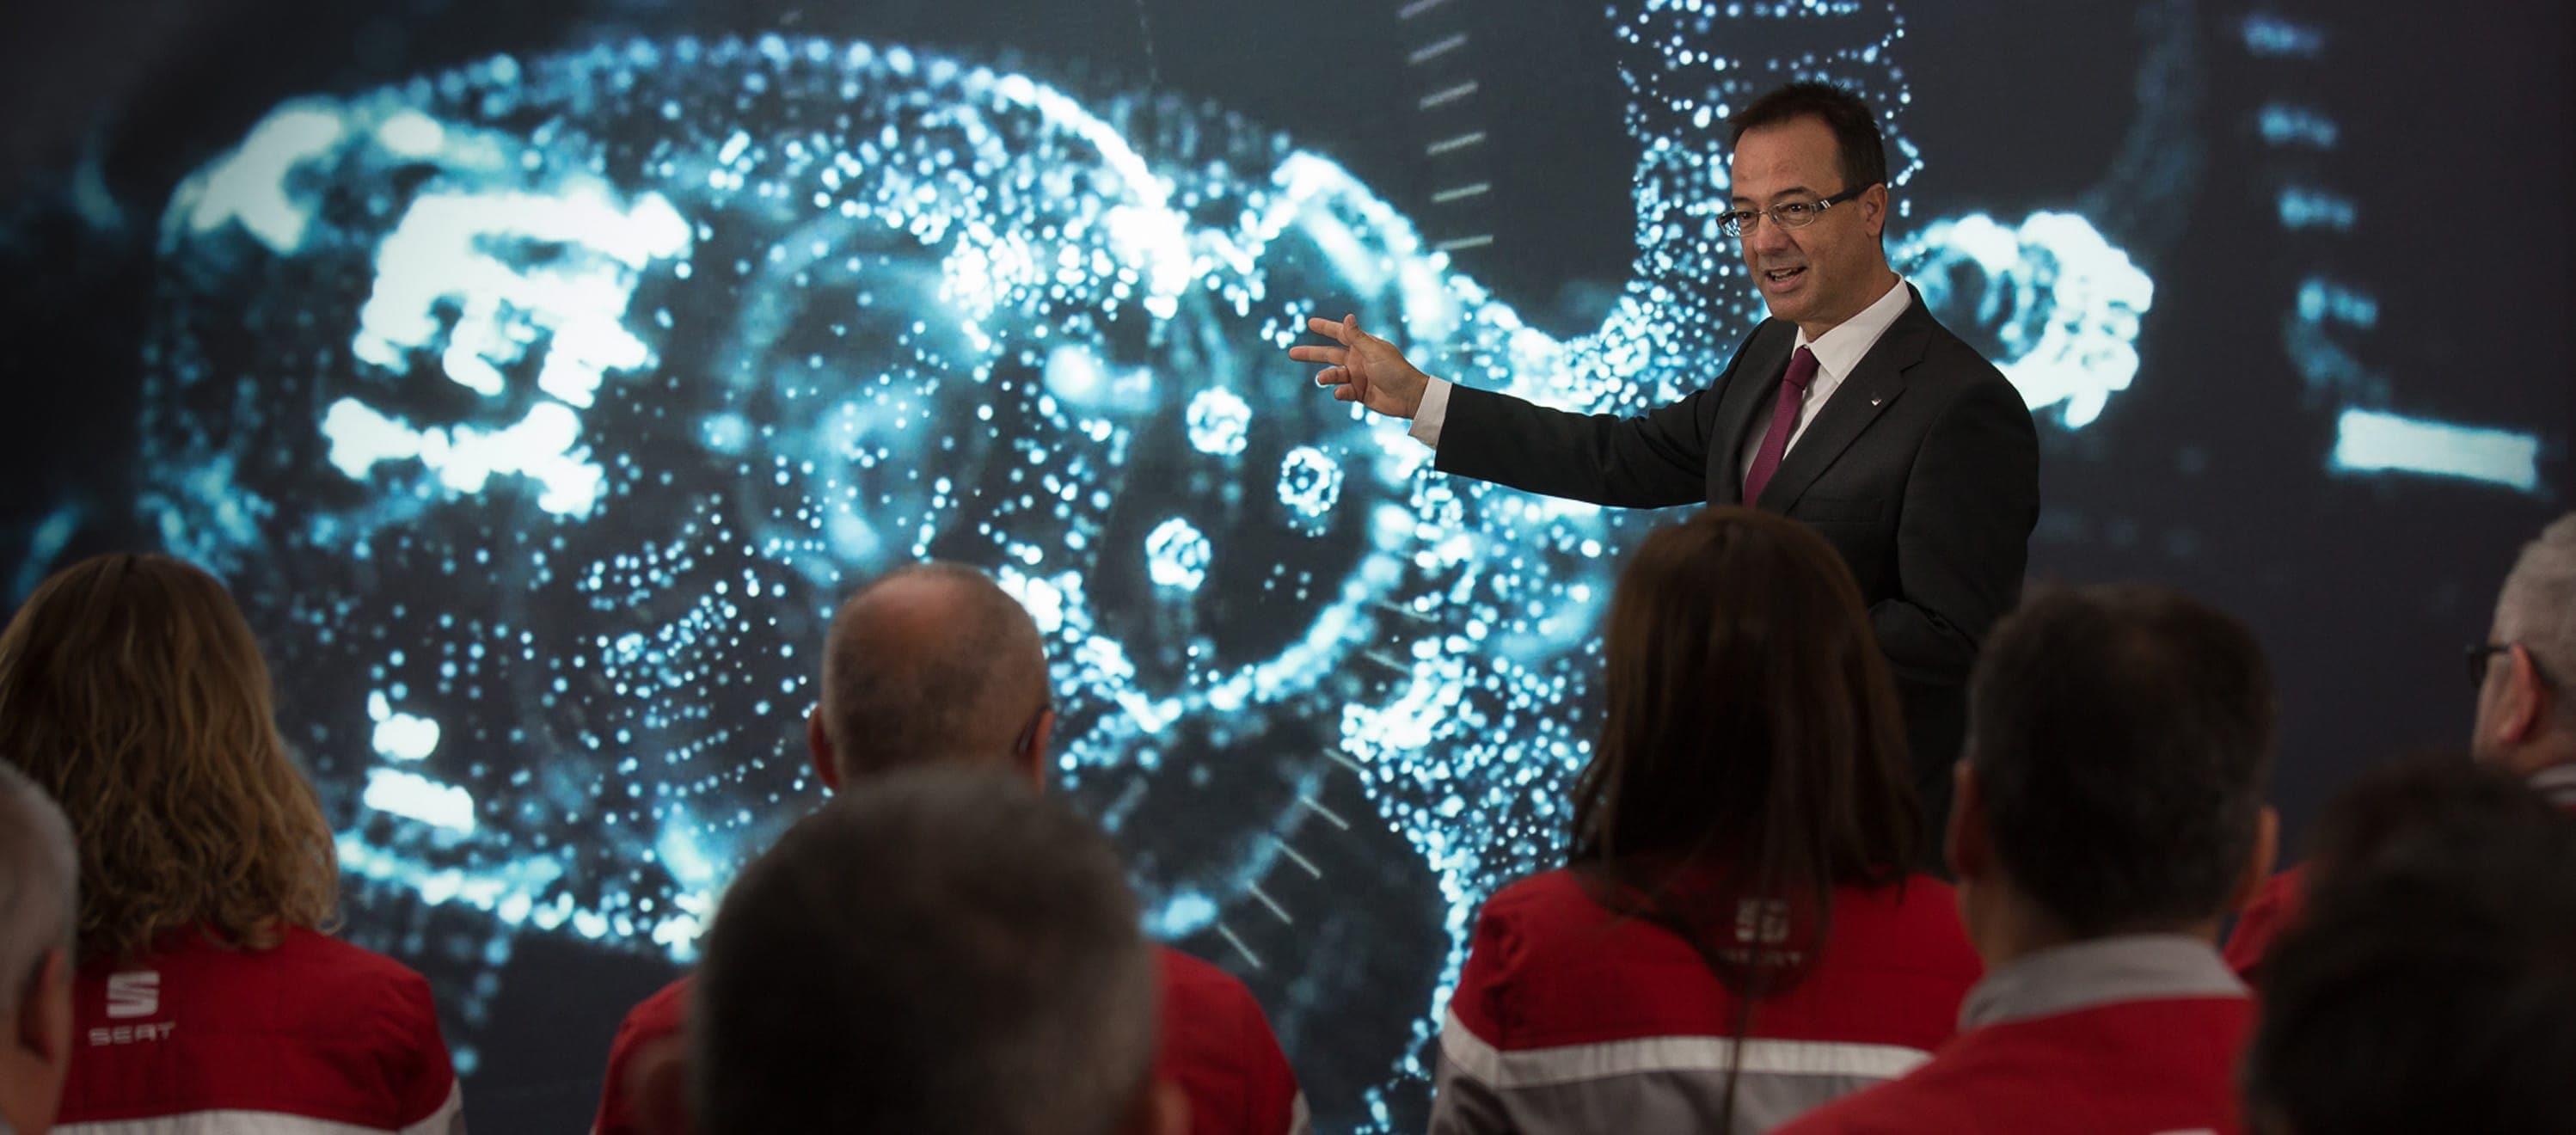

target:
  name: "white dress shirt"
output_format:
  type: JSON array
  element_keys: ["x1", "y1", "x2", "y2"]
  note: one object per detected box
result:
[{"x1": 1407, "y1": 276, "x2": 1915, "y2": 472}]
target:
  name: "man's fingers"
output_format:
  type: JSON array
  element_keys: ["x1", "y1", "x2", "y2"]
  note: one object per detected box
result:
[
  {"x1": 1314, "y1": 366, "x2": 1348, "y2": 387},
  {"x1": 1304, "y1": 315, "x2": 1353, "y2": 342},
  {"x1": 1286, "y1": 344, "x2": 1346, "y2": 365}
]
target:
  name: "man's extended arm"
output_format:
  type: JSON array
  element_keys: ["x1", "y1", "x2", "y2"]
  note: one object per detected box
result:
[{"x1": 1427, "y1": 324, "x2": 1776, "y2": 510}]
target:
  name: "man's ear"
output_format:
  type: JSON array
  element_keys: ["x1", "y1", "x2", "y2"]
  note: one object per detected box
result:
[
  {"x1": 807, "y1": 709, "x2": 842, "y2": 794},
  {"x1": 1945, "y1": 760, "x2": 1987, "y2": 882},
  {"x1": 1020, "y1": 708, "x2": 1057, "y2": 791},
  {"x1": 2501, "y1": 646, "x2": 2552, "y2": 746},
  {"x1": 2228, "y1": 806, "x2": 2282, "y2": 914},
  {"x1": 1861, "y1": 181, "x2": 1891, "y2": 239},
  {"x1": 18, "y1": 947, "x2": 72, "y2": 1070}
]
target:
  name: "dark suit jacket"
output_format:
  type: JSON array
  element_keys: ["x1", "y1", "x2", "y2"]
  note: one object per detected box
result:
[{"x1": 1436, "y1": 286, "x2": 2040, "y2": 840}]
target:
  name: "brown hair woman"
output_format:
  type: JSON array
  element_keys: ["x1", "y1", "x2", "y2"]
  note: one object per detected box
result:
[
  {"x1": 1430, "y1": 508, "x2": 1980, "y2": 1134},
  {"x1": 0, "y1": 554, "x2": 464, "y2": 1132}
]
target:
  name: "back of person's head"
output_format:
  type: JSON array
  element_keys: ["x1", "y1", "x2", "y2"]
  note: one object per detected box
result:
[
  {"x1": 2242, "y1": 758, "x2": 2576, "y2": 1135},
  {"x1": 692, "y1": 768, "x2": 1162, "y2": 1135},
  {"x1": 0, "y1": 759, "x2": 77, "y2": 1133},
  {"x1": 0, "y1": 553, "x2": 337, "y2": 959},
  {"x1": 1727, "y1": 81, "x2": 1891, "y2": 199},
  {"x1": 2476, "y1": 513, "x2": 2576, "y2": 770},
  {"x1": 1570, "y1": 506, "x2": 1916, "y2": 987},
  {"x1": 1964, "y1": 585, "x2": 2274, "y2": 937},
  {"x1": 815, "y1": 562, "x2": 1051, "y2": 782}
]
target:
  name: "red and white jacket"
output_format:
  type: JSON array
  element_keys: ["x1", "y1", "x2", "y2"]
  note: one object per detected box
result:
[
  {"x1": 592, "y1": 946, "x2": 1305, "y2": 1135},
  {"x1": 1431, "y1": 867, "x2": 1981, "y2": 1134},
  {"x1": 1775, "y1": 935, "x2": 2252, "y2": 1135},
  {"x1": 54, "y1": 927, "x2": 464, "y2": 1134},
  {"x1": 2226, "y1": 763, "x2": 2576, "y2": 981}
]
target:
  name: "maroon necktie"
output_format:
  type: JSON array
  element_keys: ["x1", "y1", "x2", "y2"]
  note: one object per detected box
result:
[{"x1": 1742, "y1": 346, "x2": 1819, "y2": 506}]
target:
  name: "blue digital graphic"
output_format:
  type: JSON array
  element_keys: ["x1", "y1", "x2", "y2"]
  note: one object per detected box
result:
[{"x1": 17, "y1": 2, "x2": 2543, "y2": 1129}]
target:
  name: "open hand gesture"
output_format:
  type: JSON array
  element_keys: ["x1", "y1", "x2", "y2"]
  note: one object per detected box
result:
[{"x1": 1287, "y1": 314, "x2": 1431, "y2": 420}]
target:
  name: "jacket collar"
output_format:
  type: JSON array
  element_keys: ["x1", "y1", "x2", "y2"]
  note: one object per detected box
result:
[{"x1": 1714, "y1": 284, "x2": 1935, "y2": 510}]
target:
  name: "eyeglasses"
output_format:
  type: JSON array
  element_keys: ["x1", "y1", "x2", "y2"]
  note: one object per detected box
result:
[
  {"x1": 2468, "y1": 642, "x2": 2556, "y2": 690},
  {"x1": 2469, "y1": 643, "x2": 2512, "y2": 688},
  {"x1": 1718, "y1": 183, "x2": 1874, "y2": 237}
]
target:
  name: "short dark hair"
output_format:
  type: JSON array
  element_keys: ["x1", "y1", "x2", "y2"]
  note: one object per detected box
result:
[
  {"x1": 693, "y1": 768, "x2": 1156, "y2": 1135},
  {"x1": 1727, "y1": 82, "x2": 1890, "y2": 195},
  {"x1": 1967, "y1": 586, "x2": 2274, "y2": 936},
  {"x1": 819, "y1": 562, "x2": 1050, "y2": 777},
  {"x1": 2243, "y1": 759, "x2": 2576, "y2": 1135}
]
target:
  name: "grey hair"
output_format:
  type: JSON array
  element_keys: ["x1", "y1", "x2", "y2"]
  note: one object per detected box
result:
[
  {"x1": 2496, "y1": 514, "x2": 2576, "y2": 722},
  {"x1": 694, "y1": 768, "x2": 1158, "y2": 1135},
  {"x1": 0, "y1": 759, "x2": 77, "y2": 1017},
  {"x1": 818, "y1": 562, "x2": 1050, "y2": 776}
]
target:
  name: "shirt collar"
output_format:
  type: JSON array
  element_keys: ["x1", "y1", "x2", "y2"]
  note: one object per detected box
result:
[
  {"x1": 2530, "y1": 763, "x2": 2576, "y2": 810},
  {"x1": 1791, "y1": 275, "x2": 1912, "y2": 382},
  {"x1": 1960, "y1": 934, "x2": 2246, "y2": 1031}
]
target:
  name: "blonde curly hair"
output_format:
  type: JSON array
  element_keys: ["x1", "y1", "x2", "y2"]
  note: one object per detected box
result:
[{"x1": 0, "y1": 553, "x2": 337, "y2": 960}]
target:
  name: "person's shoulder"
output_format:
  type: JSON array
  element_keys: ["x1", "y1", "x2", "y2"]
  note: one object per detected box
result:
[
  {"x1": 1892, "y1": 296, "x2": 2014, "y2": 390},
  {"x1": 1156, "y1": 945, "x2": 1256, "y2": 1007},
  {"x1": 616, "y1": 973, "x2": 696, "y2": 1044},
  {"x1": 2224, "y1": 863, "x2": 2311, "y2": 980},
  {"x1": 267, "y1": 927, "x2": 436, "y2": 995},
  {"x1": 1469, "y1": 868, "x2": 1607, "y2": 940},
  {"x1": 1483, "y1": 866, "x2": 1591, "y2": 910},
  {"x1": 1769, "y1": 1061, "x2": 1982, "y2": 1135},
  {"x1": 272, "y1": 929, "x2": 449, "y2": 1041}
]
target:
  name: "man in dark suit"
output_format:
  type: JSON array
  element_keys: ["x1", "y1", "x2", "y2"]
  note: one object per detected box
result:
[{"x1": 1289, "y1": 83, "x2": 2038, "y2": 841}]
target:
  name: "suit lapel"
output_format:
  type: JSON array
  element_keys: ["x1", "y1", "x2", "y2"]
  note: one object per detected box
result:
[
  {"x1": 1751, "y1": 292, "x2": 1935, "y2": 513},
  {"x1": 1709, "y1": 323, "x2": 1798, "y2": 506}
]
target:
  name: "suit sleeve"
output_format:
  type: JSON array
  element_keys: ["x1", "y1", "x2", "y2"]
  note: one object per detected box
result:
[
  {"x1": 1868, "y1": 375, "x2": 2039, "y2": 691},
  {"x1": 1431, "y1": 328, "x2": 1769, "y2": 509}
]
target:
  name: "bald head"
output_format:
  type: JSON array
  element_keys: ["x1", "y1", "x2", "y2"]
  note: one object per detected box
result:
[{"x1": 817, "y1": 563, "x2": 1051, "y2": 782}]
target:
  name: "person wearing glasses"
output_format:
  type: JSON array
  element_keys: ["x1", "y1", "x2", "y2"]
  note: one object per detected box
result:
[
  {"x1": 2225, "y1": 513, "x2": 2576, "y2": 981},
  {"x1": 1289, "y1": 82, "x2": 2038, "y2": 847},
  {"x1": 592, "y1": 562, "x2": 1306, "y2": 1135}
]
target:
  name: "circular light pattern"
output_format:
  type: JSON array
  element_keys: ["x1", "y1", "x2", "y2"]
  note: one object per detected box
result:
[{"x1": 1144, "y1": 516, "x2": 1212, "y2": 591}]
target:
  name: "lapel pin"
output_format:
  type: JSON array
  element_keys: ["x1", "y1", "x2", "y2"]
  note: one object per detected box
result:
[{"x1": 1869, "y1": 396, "x2": 1883, "y2": 406}]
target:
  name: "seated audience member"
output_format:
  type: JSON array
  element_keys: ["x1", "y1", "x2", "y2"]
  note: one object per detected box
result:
[
  {"x1": 0, "y1": 762, "x2": 77, "y2": 1135},
  {"x1": 595, "y1": 563, "x2": 1303, "y2": 1135},
  {"x1": 2228, "y1": 513, "x2": 2576, "y2": 979},
  {"x1": 0, "y1": 554, "x2": 463, "y2": 1133},
  {"x1": 1776, "y1": 585, "x2": 2278, "y2": 1135},
  {"x1": 1431, "y1": 508, "x2": 1981, "y2": 1134},
  {"x1": 2242, "y1": 759, "x2": 2576, "y2": 1135},
  {"x1": 679, "y1": 769, "x2": 1183, "y2": 1135}
]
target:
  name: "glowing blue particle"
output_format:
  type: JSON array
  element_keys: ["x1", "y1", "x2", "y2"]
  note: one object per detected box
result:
[
  {"x1": 1185, "y1": 388, "x2": 1253, "y2": 457},
  {"x1": 2241, "y1": 15, "x2": 2325, "y2": 58},
  {"x1": 362, "y1": 769, "x2": 479, "y2": 833},
  {"x1": 2295, "y1": 278, "x2": 2377, "y2": 329},
  {"x1": 2277, "y1": 187, "x2": 2357, "y2": 232},
  {"x1": 701, "y1": 413, "x2": 752, "y2": 454},
  {"x1": 1146, "y1": 891, "x2": 1219, "y2": 940},
  {"x1": 367, "y1": 695, "x2": 443, "y2": 762},
  {"x1": 1278, "y1": 447, "x2": 1342, "y2": 534},
  {"x1": 172, "y1": 101, "x2": 348, "y2": 255},
  {"x1": 1144, "y1": 517, "x2": 1212, "y2": 592},
  {"x1": 2330, "y1": 409, "x2": 2542, "y2": 494},
  {"x1": 2256, "y1": 103, "x2": 2339, "y2": 149}
]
